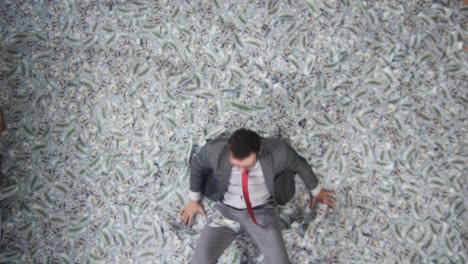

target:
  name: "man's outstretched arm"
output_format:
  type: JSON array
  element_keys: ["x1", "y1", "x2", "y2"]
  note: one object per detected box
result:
[
  {"x1": 283, "y1": 142, "x2": 336, "y2": 209},
  {"x1": 180, "y1": 144, "x2": 209, "y2": 227}
]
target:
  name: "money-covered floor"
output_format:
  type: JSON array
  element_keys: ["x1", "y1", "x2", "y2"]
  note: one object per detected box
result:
[{"x1": 0, "y1": 0, "x2": 466, "y2": 263}]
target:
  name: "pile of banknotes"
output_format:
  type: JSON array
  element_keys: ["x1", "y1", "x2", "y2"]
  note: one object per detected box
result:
[{"x1": 0, "y1": 0, "x2": 466, "y2": 263}]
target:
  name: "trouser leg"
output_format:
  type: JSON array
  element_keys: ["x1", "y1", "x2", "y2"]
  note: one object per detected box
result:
[
  {"x1": 244, "y1": 207, "x2": 290, "y2": 264},
  {"x1": 190, "y1": 209, "x2": 241, "y2": 264}
]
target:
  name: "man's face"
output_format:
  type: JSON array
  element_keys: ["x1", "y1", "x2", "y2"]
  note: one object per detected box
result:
[{"x1": 229, "y1": 152, "x2": 257, "y2": 171}]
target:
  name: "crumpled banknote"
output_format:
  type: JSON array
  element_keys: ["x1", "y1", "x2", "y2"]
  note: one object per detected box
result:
[{"x1": 0, "y1": 0, "x2": 466, "y2": 263}]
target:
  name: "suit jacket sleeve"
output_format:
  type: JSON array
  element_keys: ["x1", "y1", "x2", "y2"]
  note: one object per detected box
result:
[
  {"x1": 283, "y1": 142, "x2": 319, "y2": 191},
  {"x1": 189, "y1": 143, "x2": 211, "y2": 193}
]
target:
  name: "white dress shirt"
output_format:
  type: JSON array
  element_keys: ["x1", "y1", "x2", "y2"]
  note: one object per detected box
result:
[
  {"x1": 189, "y1": 161, "x2": 322, "y2": 205},
  {"x1": 222, "y1": 161, "x2": 272, "y2": 209}
]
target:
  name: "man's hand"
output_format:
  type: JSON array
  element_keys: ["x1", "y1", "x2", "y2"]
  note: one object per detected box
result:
[
  {"x1": 310, "y1": 189, "x2": 336, "y2": 209},
  {"x1": 180, "y1": 200, "x2": 206, "y2": 227}
]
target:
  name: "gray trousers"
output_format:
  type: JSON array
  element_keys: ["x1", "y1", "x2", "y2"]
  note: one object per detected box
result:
[{"x1": 190, "y1": 201, "x2": 290, "y2": 264}]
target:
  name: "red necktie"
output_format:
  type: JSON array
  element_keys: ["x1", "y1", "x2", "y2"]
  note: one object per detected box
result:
[{"x1": 242, "y1": 169, "x2": 263, "y2": 227}]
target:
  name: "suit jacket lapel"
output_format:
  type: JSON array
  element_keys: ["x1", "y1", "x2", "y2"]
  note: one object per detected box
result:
[
  {"x1": 259, "y1": 151, "x2": 275, "y2": 197},
  {"x1": 219, "y1": 146, "x2": 232, "y2": 189}
]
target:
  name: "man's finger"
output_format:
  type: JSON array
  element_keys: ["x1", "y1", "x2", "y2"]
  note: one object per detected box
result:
[
  {"x1": 185, "y1": 213, "x2": 191, "y2": 225},
  {"x1": 188, "y1": 215, "x2": 194, "y2": 227},
  {"x1": 184, "y1": 214, "x2": 190, "y2": 225},
  {"x1": 199, "y1": 207, "x2": 206, "y2": 217},
  {"x1": 310, "y1": 195, "x2": 318, "y2": 209},
  {"x1": 329, "y1": 195, "x2": 336, "y2": 206},
  {"x1": 324, "y1": 196, "x2": 332, "y2": 204}
]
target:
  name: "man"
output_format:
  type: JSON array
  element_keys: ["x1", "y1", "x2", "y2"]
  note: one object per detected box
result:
[{"x1": 180, "y1": 128, "x2": 336, "y2": 263}]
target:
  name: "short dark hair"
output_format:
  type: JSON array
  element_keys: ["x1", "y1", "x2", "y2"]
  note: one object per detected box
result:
[{"x1": 227, "y1": 128, "x2": 261, "y2": 159}]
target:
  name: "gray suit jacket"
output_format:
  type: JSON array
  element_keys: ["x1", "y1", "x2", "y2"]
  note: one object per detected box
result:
[{"x1": 189, "y1": 137, "x2": 319, "y2": 205}]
